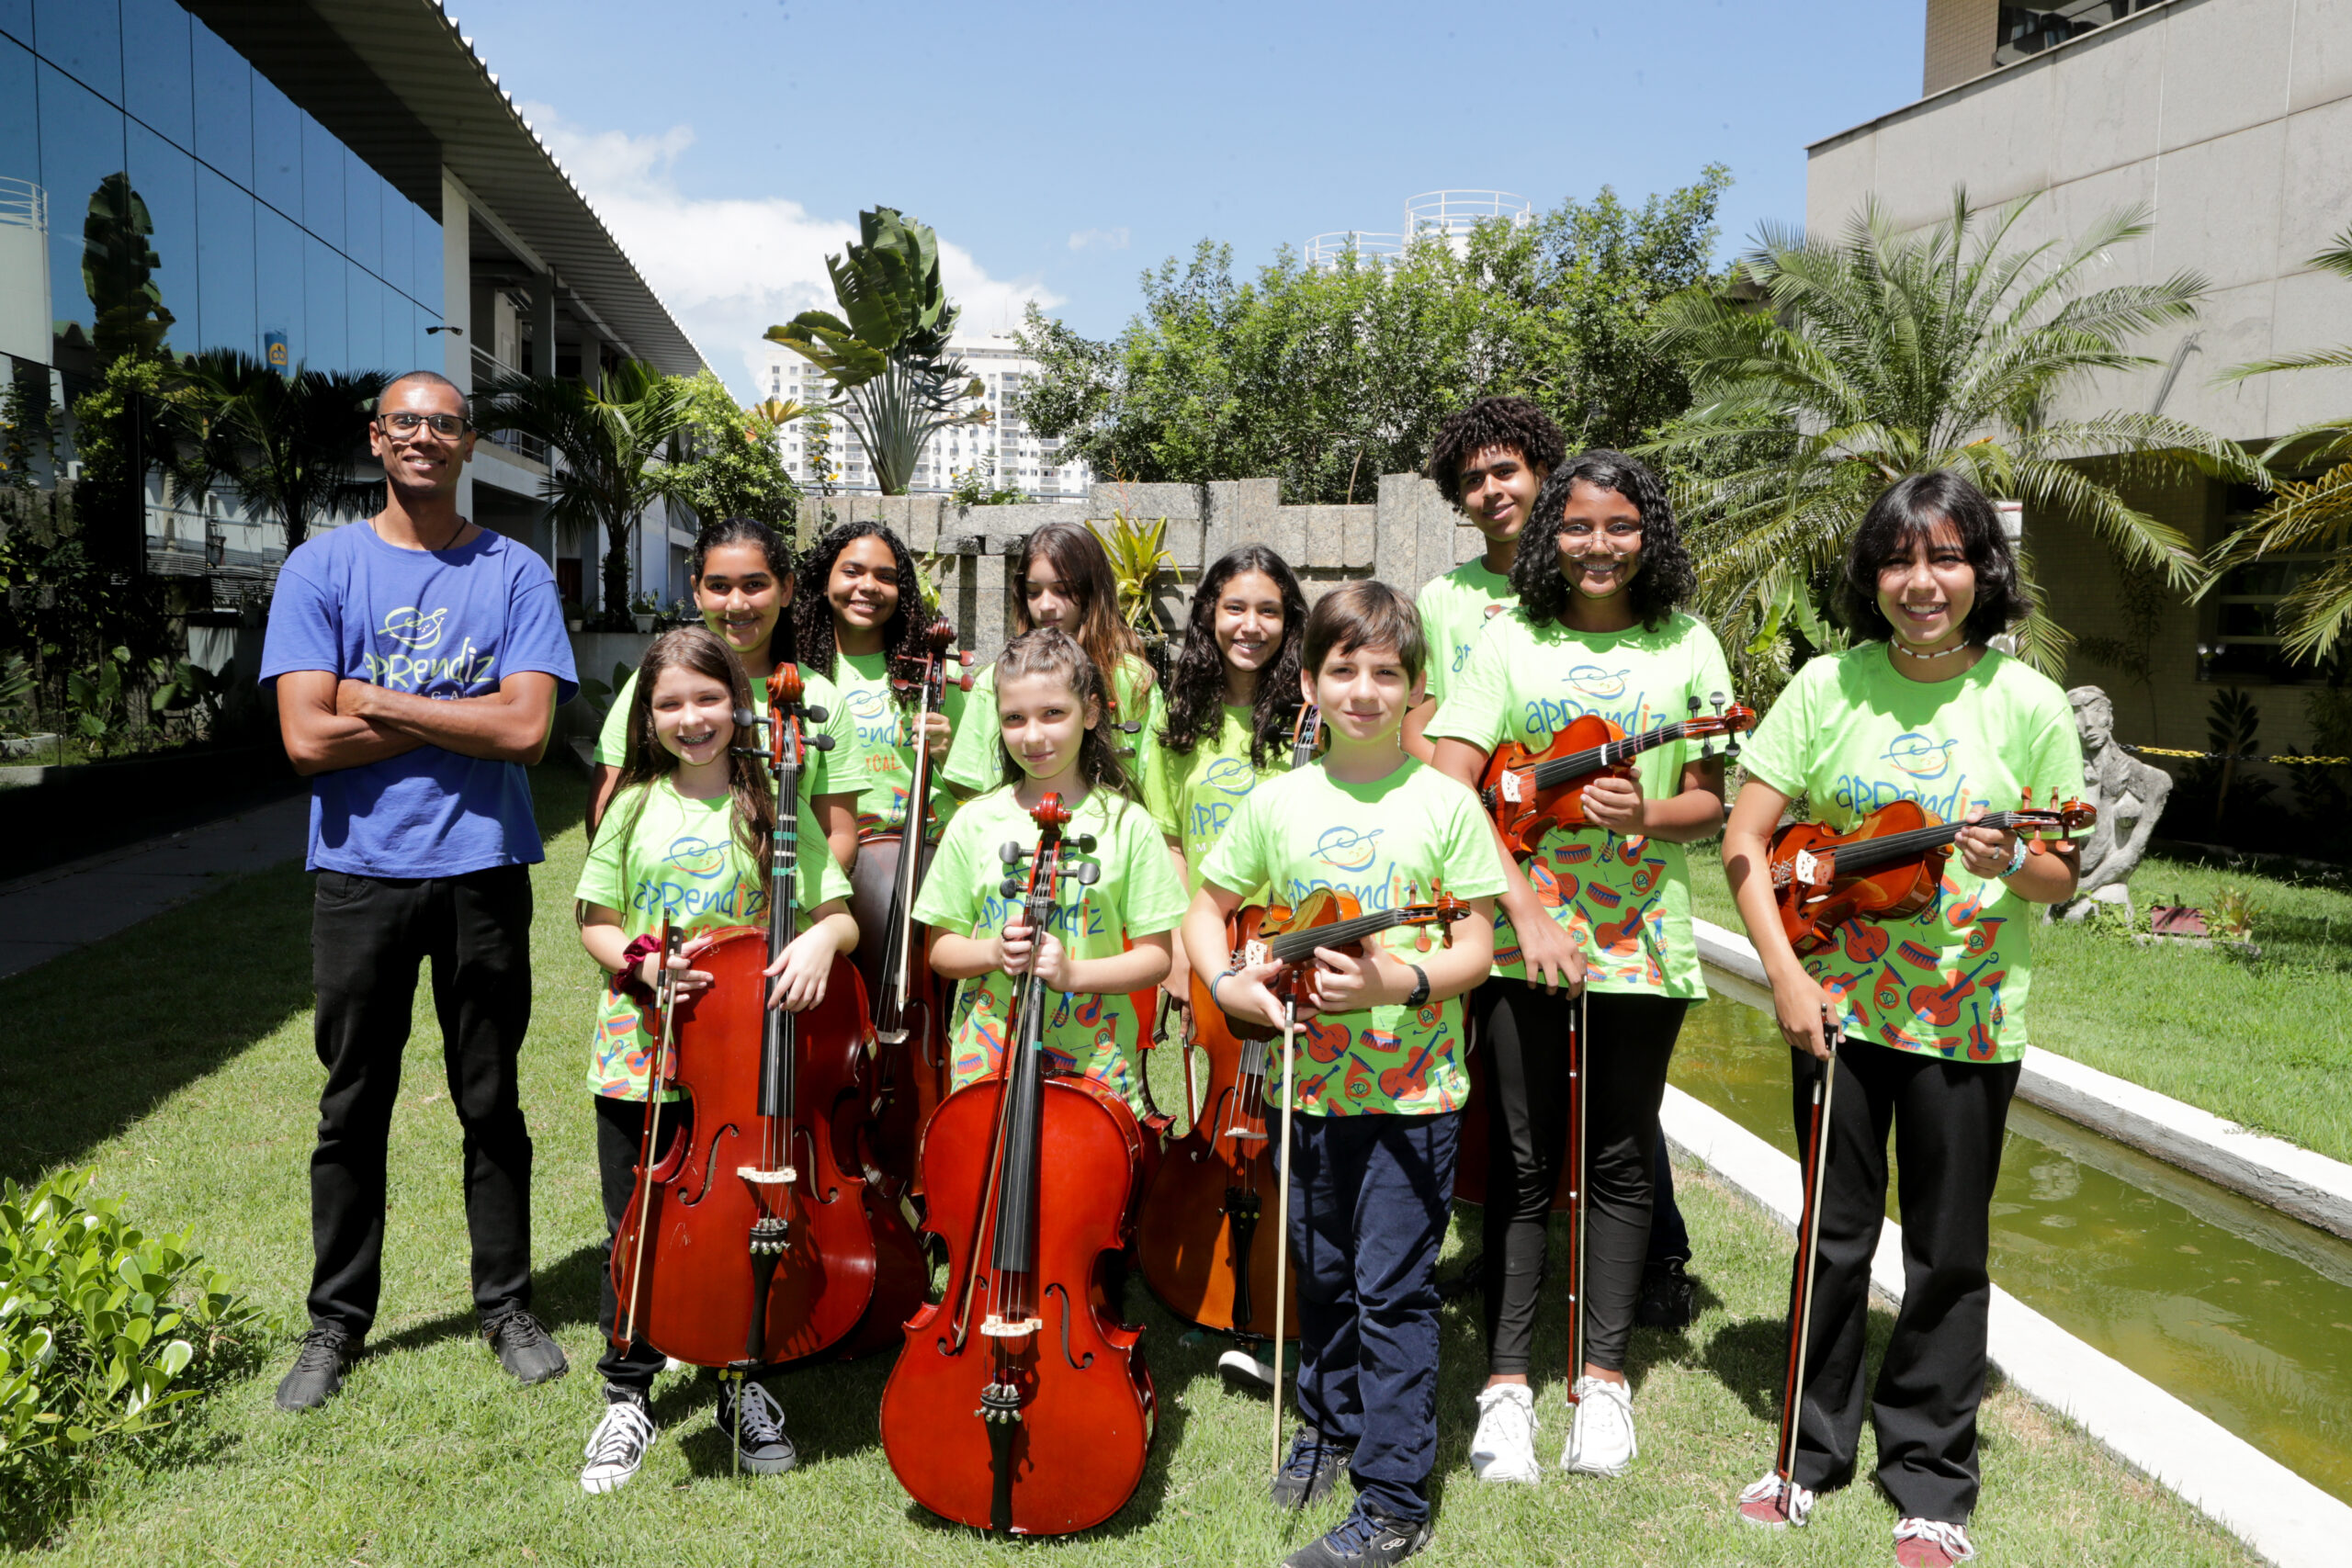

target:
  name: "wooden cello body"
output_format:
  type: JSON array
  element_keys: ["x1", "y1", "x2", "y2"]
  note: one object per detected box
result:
[{"x1": 879, "y1": 794, "x2": 1155, "y2": 1536}]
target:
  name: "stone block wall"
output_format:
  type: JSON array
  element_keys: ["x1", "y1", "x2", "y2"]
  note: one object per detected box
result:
[{"x1": 804, "y1": 476, "x2": 1486, "y2": 663}]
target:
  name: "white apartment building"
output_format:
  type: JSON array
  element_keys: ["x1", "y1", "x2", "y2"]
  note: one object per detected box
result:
[{"x1": 755, "y1": 333, "x2": 1091, "y2": 502}]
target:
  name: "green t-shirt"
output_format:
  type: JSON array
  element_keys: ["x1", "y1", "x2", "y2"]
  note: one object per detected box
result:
[
  {"x1": 910, "y1": 785, "x2": 1188, "y2": 1109},
  {"x1": 828, "y1": 648, "x2": 968, "y2": 839},
  {"x1": 573, "y1": 779, "x2": 854, "y2": 1100},
  {"x1": 940, "y1": 655, "x2": 1164, "y2": 799},
  {"x1": 1196, "y1": 760, "x2": 1507, "y2": 1118},
  {"x1": 1144, "y1": 704, "x2": 1292, "y2": 894},
  {"x1": 1414, "y1": 558, "x2": 1517, "y2": 706},
  {"x1": 1737, "y1": 644, "x2": 2086, "y2": 1064},
  {"x1": 1426, "y1": 609, "x2": 1734, "y2": 999},
  {"x1": 594, "y1": 664, "x2": 850, "y2": 804}
]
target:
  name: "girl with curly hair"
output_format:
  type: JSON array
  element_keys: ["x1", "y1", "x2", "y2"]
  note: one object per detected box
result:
[
  {"x1": 789, "y1": 519, "x2": 967, "y2": 840},
  {"x1": 1427, "y1": 449, "x2": 1732, "y2": 1487}
]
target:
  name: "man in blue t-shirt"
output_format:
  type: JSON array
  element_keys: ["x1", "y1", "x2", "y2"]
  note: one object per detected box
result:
[{"x1": 260, "y1": 369, "x2": 578, "y2": 1411}]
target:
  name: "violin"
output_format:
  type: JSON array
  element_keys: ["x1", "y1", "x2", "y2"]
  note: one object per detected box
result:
[
  {"x1": 608, "y1": 664, "x2": 923, "y2": 1373},
  {"x1": 854, "y1": 620, "x2": 973, "y2": 1201},
  {"x1": 1479, "y1": 694, "x2": 1756, "y2": 858},
  {"x1": 1205, "y1": 886, "x2": 1473, "y2": 1039},
  {"x1": 881, "y1": 794, "x2": 1155, "y2": 1536},
  {"x1": 1768, "y1": 791, "x2": 2097, "y2": 954}
]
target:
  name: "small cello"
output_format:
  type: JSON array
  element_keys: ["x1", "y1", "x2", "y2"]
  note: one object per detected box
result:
[
  {"x1": 881, "y1": 794, "x2": 1155, "y2": 1537},
  {"x1": 854, "y1": 619, "x2": 973, "y2": 1200},
  {"x1": 608, "y1": 664, "x2": 923, "y2": 1383},
  {"x1": 1479, "y1": 694, "x2": 1756, "y2": 858},
  {"x1": 1768, "y1": 792, "x2": 2096, "y2": 954}
]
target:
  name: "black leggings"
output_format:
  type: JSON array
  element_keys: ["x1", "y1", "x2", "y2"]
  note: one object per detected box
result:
[{"x1": 1476, "y1": 982, "x2": 1690, "y2": 1376}]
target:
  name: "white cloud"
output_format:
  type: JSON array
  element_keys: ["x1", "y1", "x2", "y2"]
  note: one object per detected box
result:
[
  {"x1": 1068, "y1": 226, "x2": 1131, "y2": 252},
  {"x1": 521, "y1": 103, "x2": 1063, "y2": 398}
]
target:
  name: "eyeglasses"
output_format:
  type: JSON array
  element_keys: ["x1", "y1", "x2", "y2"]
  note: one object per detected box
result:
[
  {"x1": 1560, "y1": 521, "x2": 1644, "y2": 541},
  {"x1": 376, "y1": 412, "x2": 471, "y2": 438}
]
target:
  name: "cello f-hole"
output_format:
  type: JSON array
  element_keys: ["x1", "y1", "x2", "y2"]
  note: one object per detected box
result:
[
  {"x1": 681, "y1": 1125, "x2": 736, "y2": 1207},
  {"x1": 1044, "y1": 1281, "x2": 1094, "y2": 1371}
]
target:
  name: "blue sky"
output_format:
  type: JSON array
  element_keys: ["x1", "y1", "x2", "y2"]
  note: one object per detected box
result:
[{"x1": 452, "y1": 0, "x2": 1925, "y2": 398}]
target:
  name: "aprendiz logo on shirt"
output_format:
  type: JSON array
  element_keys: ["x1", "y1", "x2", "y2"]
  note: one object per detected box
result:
[
  {"x1": 1186, "y1": 757, "x2": 1260, "y2": 846},
  {"x1": 1313, "y1": 826, "x2": 1385, "y2": 873},
  {"x1": 1451, "y1": 603, "x2": 1510, "y2": 673},
  {"x1": 1284, "y1": 827, "x2": 1419, "y2": 915},
  {"x1": 1520, "y1": 675, "x2": 1657, "y2": 748},
  {"x1": 1831, "y1": 730, "x2": 1980, "y2": 820},
  {"x1": 630, "y1": 836, "x2": 760, "y2": 919},
  {"x1": 367, "y1": 604, "x2": 496, "y2": 693},
  {"x1": 1563, "y1": 664, "x2": 1632, "y2": 701}
]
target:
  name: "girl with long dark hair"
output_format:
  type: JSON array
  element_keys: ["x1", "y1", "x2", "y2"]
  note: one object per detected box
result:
[
  {"x1": 1427, "y1": 449, "x2": 1731, "y2": 1485},
  {"x1": 588, "y1": 516, "x2": 858, "y2": 869},
  {"x1": 1724, "y1": 472, "x2": 2080, "y2": 1568}
]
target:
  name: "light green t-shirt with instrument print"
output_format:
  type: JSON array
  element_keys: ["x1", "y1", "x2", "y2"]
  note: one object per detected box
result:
[
  {"x1": 829, "y1": 648, "x2": 967, "y2": 839},
  {"x1": 594, "y1": 665, "x2": 848, "y2": 804},
  {"x1": 1196, "y1": 760, "x2": 1507, "y2": 1119},
  {"x1": 1414, "y1": 558, "x2": 1516, "y2": 707},
  {"x1": 1426, "y1": 608, "x2": 1734, "y2": 1000},
  {"x1": 910, "y1": 785, "x2": 1188, "y2": 1111},
  {"x1": 573, "y1": 780, "x2": 852, "y2": 1100},
  {"x1": 941, "y1": 655, "x2": 1164, "y2": 799},
  {"x1": 1736, "y1": 644, "x2": 2085, "y2": 1065}
]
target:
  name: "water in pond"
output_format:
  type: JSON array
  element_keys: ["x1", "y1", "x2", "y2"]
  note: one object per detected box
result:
[{"x1": 1671, "y1": 996, "x2": 2352, "y2": 1505}]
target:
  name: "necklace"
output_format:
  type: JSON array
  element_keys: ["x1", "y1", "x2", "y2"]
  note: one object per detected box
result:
[
  {"x1": 1889, "y1": 637, "x2": 1971, "y2": 662},
  {"x1": 371, "y1": 512, "x2": 469, "y2": 552}
]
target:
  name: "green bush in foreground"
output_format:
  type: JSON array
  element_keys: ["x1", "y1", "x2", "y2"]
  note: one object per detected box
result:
[{"x1": 0, "y1": 1168, "x2": 273, "y2": 1544}]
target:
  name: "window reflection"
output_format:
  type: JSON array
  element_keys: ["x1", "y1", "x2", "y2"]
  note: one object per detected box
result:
[
  {"x1": 343, "y1": 146, "x2": 379, "y2": 276},
  {"x1": 300, "y1": 110, "x2": 340, "y2": 250},
  {"x1": 32, "y1": 0, "x2": 118, "y2": 104},
  {"x1": 255, "y1": 197, "x2": 300, "y2": 369},
  {"x1": 194, "y1": 163, "x2": 253, "y2": 358},
  {"x1": 189, "y1": 19, "x2": 249, "y2": 186},
  {"x1": 35, "y1": 60, "x2": 125, "y2": 373},
  {"x1": 303, "y1": 229, "x2": 344, "y2": 370},
  {"x1": 250, "y1": 68, "x2": 298, "y2": 217},
  {"x1": 346, "y1": 258, "x2": 381, "y2": 370},
  {"x1": 125, "y1": 119, "x2": 195, "y2": 353},
  {"x1": 412, "y1": 198, "x2": 441, "y2": 313},
  {"x1": 120, "y1": 0, "x2": 190, "y2": 151}
]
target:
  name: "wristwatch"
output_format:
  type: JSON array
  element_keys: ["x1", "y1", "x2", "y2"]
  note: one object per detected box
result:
[{"x1": 1404, "y1": 964, "x2": 1430, "y2": 1010}]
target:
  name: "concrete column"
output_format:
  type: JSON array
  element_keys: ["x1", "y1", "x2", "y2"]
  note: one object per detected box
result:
[
  {"x1": 440, "y1": 169, "x2": 472, "y2": 521},
  {"x1": 531, "y1": 269, "x2": 556, "y2": 378}
]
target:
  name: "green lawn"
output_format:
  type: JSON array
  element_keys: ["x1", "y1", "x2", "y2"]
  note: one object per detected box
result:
[
  {"x1": 0, "y1": 768, "x2": 2254, "y2": 1565},
  {"x1": 1687, "y1": 842, "x2": 2352, "y2": 1164}
]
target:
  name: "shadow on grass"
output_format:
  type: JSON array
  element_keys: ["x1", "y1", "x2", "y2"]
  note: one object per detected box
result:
[
  {"x1": 363, "y1": 1241, "x2": 608, "y2": 1362},
  {"x1": 1702, "y1": 1303, "x2": 1904, "y2": 1425}
]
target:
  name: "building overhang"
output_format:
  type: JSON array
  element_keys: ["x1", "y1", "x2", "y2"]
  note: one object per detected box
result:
[{"x1": 182, "y1": 0, "x2": 705, "y2": 377}]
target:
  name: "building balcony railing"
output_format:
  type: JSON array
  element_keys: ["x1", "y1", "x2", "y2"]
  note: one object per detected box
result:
[{"x1": 470, "y1": 345, "x2": 548, "y2": 465}]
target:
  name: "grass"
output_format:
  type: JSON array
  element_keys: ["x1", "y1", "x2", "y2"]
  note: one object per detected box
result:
[
  {"x1": 1686, "y1": 843, "x2": 2352, "y2": 1165},
  {"x1": 0, "y1": 766, "x2": 2257, "y2": 1565}
]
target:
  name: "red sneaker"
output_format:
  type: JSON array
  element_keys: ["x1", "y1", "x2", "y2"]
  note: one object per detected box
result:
[
  {"x1": 1894, "y1": 1517, "x2": 1975, "y2": 1566},
  {"x1": 1736, "y1": 1472, "x2": 1815, "y2": 1528}
]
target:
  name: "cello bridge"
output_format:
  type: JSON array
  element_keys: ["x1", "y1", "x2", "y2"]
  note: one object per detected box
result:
[
  {"x1": 737, "y1": 1165, "x2": 797, "y2": 1185},
  {"x1": 979, "y1": 1315, "x2": 1043, "y2": 1337}
]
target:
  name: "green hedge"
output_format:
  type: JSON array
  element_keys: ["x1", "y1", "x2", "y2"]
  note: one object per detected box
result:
[{"x1": 0, "y1": 1168, "x2": 273, "y2": 1542}]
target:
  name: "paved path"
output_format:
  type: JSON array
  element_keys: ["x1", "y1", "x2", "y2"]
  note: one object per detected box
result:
[{"x1": 0, "y1": 794, "x2": 310, "y2": 980}]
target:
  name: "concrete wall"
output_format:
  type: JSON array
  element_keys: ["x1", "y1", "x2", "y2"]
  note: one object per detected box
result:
[
  {"x1": 1808, "y1": 0, "x2": 2352, "y2": 445},
  {"x1": 806, "y1": 476, "x2": 1487, "y2": 664}
]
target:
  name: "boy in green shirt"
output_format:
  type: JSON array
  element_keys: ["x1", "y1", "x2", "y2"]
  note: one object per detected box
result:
[{"x1": 1189, "y1": 583, "x2": 1500, "y2": 1568}]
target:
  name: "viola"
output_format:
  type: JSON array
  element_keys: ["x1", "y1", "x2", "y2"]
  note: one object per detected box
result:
[
  {"x1": 609, "y1": 664, "x2": 923, "y2": 1373},
  {"x1": 1479, "y1": 694, "x2": 1756, "y2": 858},
  {"x1": 1208, "y1": 886, "x2": 1472, "y2": 1039},
  {"x1": 855, "y1": 620, "x2": 973, "y2": 1201},
  {"x1": 881, "y1": 794, "x2": 1155, "y2": 1537},
  {"x1": 1768, "y1": 791, "x2": 2096, "y2": 954}
]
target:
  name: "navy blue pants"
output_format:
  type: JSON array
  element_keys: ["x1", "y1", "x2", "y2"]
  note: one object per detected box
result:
[{"x1": 1287, "y1": 1108, "x2": 1460, "y2": 1525}]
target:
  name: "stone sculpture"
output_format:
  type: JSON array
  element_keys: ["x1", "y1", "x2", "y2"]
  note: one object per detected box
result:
[{"x1": 2051, "y1": 685, "x2": 2171, "y2": 922}]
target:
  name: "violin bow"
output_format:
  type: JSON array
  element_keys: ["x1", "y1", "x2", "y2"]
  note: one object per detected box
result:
[
  {"x1": 1563, "y1": 987, "x2": 1589, "y2": 1399},
  {"x1": 1270, "y1": 991, "x2": 1301, "y2": 1482},
  {"x1": 618, "y1": 916, "x2": 680, "y2": 1348},
  {"x1": 1772, "y1": 1007, "x2": 1842, "y2": 1515}
]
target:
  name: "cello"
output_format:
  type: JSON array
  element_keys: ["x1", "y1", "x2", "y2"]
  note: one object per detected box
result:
[
  {"x1": 854, "y1": 619, "x2": 972, "y2": 1200},
  {"x1": 609, "y1": 663, "x2": 924, "y2": 1385},
  {"x1": 881, "y1": 794, "x2": 1155, "y2": 1537},
  {"x1": 1134, "y1": 704, "x2": 1322, "y2": 1345},
  {"x1": 1768, "y1": 791, "x2": 2096, "y2": 954}
]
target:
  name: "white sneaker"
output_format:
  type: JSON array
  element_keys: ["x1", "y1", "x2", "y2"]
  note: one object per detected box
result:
[
  {"x1": 1560, "y1": 1375, "x2": 1636, "y2": 1477},
  {"x1": 1468, "y1": 1382, "x2": 1542, "y2": 1483},
  {"x1": 1217, "y1": 1347, "x2": 1276, "y2": 1389},
  {"x1": 580, "y1": 1398, "x2": 657, "y2": 1494}
]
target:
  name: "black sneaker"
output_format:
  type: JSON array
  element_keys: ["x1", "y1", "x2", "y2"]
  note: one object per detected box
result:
[
  {"x1": 274, "y1": 1323, "x2": 362, "y2": 1411},
  {"x1": 482, "y1": 1307, "x2": 569, "y2": 1385},
  {"x1": 1282, "y1": 1505, "x2": 1433, "y2": 1567},
  {"x1": 715, "y1": 1379, "x2": 797, "y2": 1474},
  {"x1": 1271, "y1": 1425, "x2": 1352, "y2": 1508},
  {"x1": 580, "y1": 1394, "x2": 658, "y2": 1494},
  {"x1": 1634, "y1": 1259, "x2": 1698, "y2": 1330}
]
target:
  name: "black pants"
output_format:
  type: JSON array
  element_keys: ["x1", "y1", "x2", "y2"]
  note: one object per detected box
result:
[
  {"x1": 1785, "y1": 1039, "x2": 2020, "y2": 1524},
  {"x1": 1289, "y1": 1109, "x2": 1459, "y2": 1526},
  {"x1": 1476, "y1": 982, "x2": 1689, "y2": 1376},
  {"x1": 1648, "y1": 1139, "x2": 1690, "y2": 1267},
  {"x1": 306, "y1": 866, "x2": 535, "y2": 1335},
  {"x1": 594, "y1": 1092, "x2": 683, "y2": 1397}
]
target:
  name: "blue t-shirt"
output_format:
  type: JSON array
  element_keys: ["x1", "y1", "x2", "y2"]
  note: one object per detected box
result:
[{"x1": 260, "y1": 521, "x2": 579, "y2": 877}]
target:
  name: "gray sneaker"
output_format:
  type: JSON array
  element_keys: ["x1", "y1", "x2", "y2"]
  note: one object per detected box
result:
[
  {"x1": 482, "y1": 1307, "x2": 569, "y2": 1385},
  {"x1": 274, "y1": 1323, "x2": 362, "y2": 1411},
  {"x1": 715, "y1": 1379, "x2": 797, "y2": 1474},
  {"x1": 1271, "y1": 1425, "x2": 1352, "y2": 1508}
]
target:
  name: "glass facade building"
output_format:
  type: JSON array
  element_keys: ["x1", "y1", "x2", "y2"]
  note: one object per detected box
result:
[{"x1": 0, "y1": 0, "x2": 443, "y2": 393}]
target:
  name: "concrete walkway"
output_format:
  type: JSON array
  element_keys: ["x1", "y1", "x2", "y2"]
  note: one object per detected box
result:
[{"x1": 0, "y1": 794, "x2": 310, "y2": 980}]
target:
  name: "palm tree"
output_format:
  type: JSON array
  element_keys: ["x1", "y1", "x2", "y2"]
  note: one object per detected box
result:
[
  {"x1": 1646, "y1": 191, "x2": 2262, "y2": 676},
  {"x1": 179, "y1": 351, "x2": 386, "y2": 553},
  {"x1": 473, "y1": 359, "x2": 694, "y2": 624},
  {"x1": 2209, "y1": 226, "x2": 2352, "y2": 664},
  {"x1": 764, "y1": 207, "x2": 987, "y2": 495}
]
